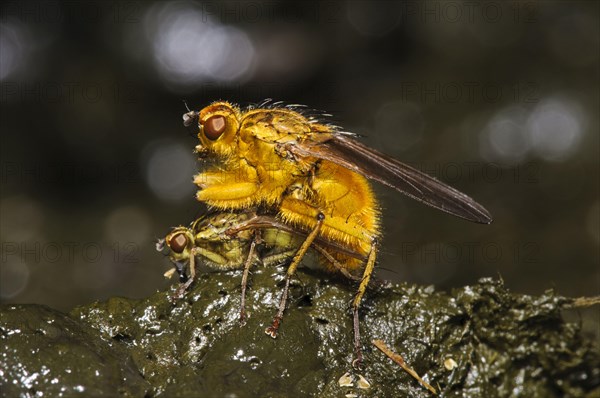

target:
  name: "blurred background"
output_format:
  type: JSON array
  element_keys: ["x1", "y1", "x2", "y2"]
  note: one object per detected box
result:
[{"x1": 1, "y1": 1, "x2": 598, "y2": 340}]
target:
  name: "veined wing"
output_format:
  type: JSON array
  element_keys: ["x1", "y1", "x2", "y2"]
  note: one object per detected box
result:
[{"x1": 291, "y1": 135, "x2": 492, "y2": 224}]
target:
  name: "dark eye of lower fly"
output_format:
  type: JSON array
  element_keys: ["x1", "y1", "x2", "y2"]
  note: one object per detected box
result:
[
  {"x1": 170, "y1": 233, "x2": 188, "y2": 253},
  {"x1": 204, "y1": 115, "x2": 226, "y2": 140}
]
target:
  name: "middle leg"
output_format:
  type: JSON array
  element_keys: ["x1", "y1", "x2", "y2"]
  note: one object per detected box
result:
[{"x1": 265, "y1": 212, "x2": 325, "y2": 338}]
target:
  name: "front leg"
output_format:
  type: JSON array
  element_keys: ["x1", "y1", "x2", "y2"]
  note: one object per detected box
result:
[
  {"x1": 172, "y1": 250, "x2": 198, "y2": 301},
  {"x1": 194, "y1": 167, "x2": 260, "y2": 209}
]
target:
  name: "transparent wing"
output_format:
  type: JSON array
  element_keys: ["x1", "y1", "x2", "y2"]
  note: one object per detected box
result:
[{"x1": 292, "y1": 135, "x2": 492, "y2": 224}]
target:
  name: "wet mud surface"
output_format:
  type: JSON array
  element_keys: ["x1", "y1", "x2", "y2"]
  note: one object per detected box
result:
[{"x1": 2, "y1": 269, "x2": 599, "y2": 397}]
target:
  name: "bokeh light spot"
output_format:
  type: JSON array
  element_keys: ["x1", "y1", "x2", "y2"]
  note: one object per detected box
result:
[
  {"x1": 144, "y1": 2, "x2": 255, "y2": 89},
  {"x1": 482, "y1": 106, "x2": 530, "y2": 164},
  {"x1": 104, "y1": 205, "x2": 152, "y2": 244},
  {"x1": 142, "y1": 139, "x2": 196, "y2": 202},
  {"x1": 0, "y1": 22, "x2": 25, "y2": 81},
  {"x1": 527, "y1": 98, "x2": 584, "y2": 161}
]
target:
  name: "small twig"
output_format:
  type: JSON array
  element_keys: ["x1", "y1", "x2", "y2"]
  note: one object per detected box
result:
[
  {"x1": 372, "y1": 339, "x2": 437, "y2": 395},
  {"x1": 565, "y1": 296, "x2": 600, "y2": 308}
]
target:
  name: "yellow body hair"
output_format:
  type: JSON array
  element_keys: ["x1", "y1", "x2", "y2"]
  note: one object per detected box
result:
[{"x1": 193, "y1": 102, "x2": 380, "y2": 273}]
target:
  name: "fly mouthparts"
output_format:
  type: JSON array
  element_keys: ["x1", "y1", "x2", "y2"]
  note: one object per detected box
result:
[{"x1": 155, "y1": 238, "x2": 166, "y2": 252}]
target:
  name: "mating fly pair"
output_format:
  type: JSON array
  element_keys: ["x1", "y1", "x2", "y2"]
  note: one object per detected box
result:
[{"x1": 161, "y1": 100, "x2": 492, "y2": 367}]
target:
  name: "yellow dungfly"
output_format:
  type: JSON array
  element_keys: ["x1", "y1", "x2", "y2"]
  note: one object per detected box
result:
[
  {"x1": 183, "y1": 100, "x2": 492, "y2": 366},
  {"x1": 159, "y1": 210, "x2": 362, "y2": 322}
]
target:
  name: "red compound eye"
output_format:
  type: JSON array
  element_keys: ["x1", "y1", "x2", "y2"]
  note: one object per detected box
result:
[
  {"x1": 169, "y1": 233, "x2": 188, "y2": 254},
  {"x1": 203, "y1": 115, "x2": 226, "y2": 140}
]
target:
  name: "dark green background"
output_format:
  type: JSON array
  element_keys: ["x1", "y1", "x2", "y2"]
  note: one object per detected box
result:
[{"x1": 1, "y1": 1, "x2": 598, "y2": 340}]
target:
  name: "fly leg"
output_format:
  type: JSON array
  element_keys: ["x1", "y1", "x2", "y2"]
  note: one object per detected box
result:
[
  {"x1": 312, "y1": 244, "x2": 361, "y2": 282},
  {"x1": 172, "y1": 249, "x2": 198, "y2": 300},
  {"x1": 239, "y1": 232, "x2": 260, "y2": 324},
  {"x1": 351, "y1": 239, "x2": 378, "y2": 369},
  {"x1": 265, "y1": 212, "x2": 325, "y2": 338}
]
